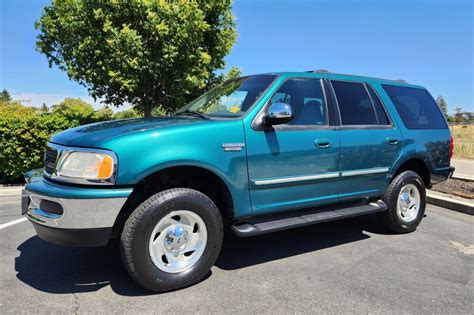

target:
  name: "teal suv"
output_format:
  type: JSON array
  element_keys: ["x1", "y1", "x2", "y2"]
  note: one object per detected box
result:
[{"x1": 23, "y1": 71, "x2": 454, "y2": 291}]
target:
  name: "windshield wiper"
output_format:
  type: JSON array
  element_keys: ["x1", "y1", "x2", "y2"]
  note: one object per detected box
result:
[{"x1": 175, "y1": 110, "x2": 210, "y2": 120}]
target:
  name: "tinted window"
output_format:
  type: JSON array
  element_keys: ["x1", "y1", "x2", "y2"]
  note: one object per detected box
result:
[
  {"x1": 367, "y1": 85, "x2": 389, "y2": 125},
  {"x1": 270, "y1": 78, "x2": 327, "y2": 126},
  {"x1": 382, "y1": 85, "x2": 447, "y2": 129},
  {"x1": 331, "y1": 81, "x2": 377, "y2": 125}
]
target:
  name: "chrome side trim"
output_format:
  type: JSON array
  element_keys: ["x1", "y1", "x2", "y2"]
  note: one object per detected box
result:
[
  {"x1": 252, "y1": 167, "x2": 390, "y2": 186},
  {"x1": 253, "y1": 172, "x2": 339, "y2": 186},
  {"x1": 341, "y1": 167, "x2": 390, "y2": 177}
]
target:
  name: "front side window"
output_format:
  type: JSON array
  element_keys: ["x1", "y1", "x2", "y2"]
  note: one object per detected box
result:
[
  {"x1": 382, "y1": 85, "x2": 447, "y2": 129},
  {"x1": 176, "y1": 75, "x2": 276, "y2": 118},
  {"x1": 331, "y1": 80, "x2": 377, "y2": 125},
  {"x1": 269, "y1": 78, "x2": 327, "y2": 126}
]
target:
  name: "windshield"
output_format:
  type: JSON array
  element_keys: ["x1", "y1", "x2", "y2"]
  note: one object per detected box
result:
[{"x1": 175, "y1": 75, "x2": 277, "y2": 118}]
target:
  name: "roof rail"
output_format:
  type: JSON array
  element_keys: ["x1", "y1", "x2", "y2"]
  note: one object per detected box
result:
[
  {"x1": 306, "y1": 69, "x2": 331, "y2": 73},
  {"x1": 304, "y1": 70, "x2": 408, "y2": 83}
]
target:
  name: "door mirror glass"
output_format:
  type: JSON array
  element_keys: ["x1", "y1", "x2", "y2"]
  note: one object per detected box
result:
[{"x1": 264, "y1": 103, "x2": 293, "y2": 125}]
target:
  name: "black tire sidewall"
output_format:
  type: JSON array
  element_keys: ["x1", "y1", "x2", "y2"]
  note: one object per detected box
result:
[
  {"x1": 386, "y1": 171, "x2": 426, "y2": 231},
  {"x1": 123, "y1": 189, "x2": 223, "y2": 292}
]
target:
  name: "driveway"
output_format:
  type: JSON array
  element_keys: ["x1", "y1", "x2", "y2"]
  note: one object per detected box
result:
[{"x1": 0, "y1": 195, "x2": 473, "y2": 313}]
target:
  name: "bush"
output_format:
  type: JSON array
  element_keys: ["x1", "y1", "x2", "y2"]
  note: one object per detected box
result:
[
  {"x1": 0, "y1": 101, "x2": 77, "y2": 183},
  {"x1": 112, "y1": 108, "x2": 141, "y2": 120},
  {"x1": 0, "y1": 99, "x2": 145, "y2": 183}
]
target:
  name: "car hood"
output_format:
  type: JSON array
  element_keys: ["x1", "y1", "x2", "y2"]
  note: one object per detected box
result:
[{"x1": 50, "y1": 117, "x2": 209, "y2": 148}]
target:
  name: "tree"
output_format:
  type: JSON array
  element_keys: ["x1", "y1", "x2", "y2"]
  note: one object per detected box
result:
[
  {"x1": 0, "y1": 89, "x2": 12, "y2": 102},
  {"x1": 51, "y1": 98, "x2": 95, "y2": 125},
  {"x1": 436, "y1": 95, "x2": 448, "y2": 118},
  {"x1": 112, "y1": 108, "x2": 141, "y2": 120},
  {"x1": 454, "y1": 107, "x2": 463, "y2": 122},
  {"x1": 92, "y1": 106, "x2": 114, "y2": 121},
  {"x1": 40, "y1": 102, "x2": 49, "y2": 113},
  {"x1": 35, "y1": 0, "x2": 237, "y2": 118}
]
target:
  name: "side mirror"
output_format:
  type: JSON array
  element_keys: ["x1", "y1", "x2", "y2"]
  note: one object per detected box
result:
[{"x1": 264, "y1": 103, "x2": 293, "y2": 126}]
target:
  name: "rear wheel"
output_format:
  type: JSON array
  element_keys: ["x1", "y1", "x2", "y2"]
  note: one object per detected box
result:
[
  {"x1": 381, "y1": 171, "x2": 426, "y2": 233},
  {"x1": 120, "y1": 188, "x2": 223, "y2": 292}
]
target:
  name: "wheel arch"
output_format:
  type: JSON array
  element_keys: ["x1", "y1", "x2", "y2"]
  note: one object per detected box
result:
[
  {"x1": 389, "y1": 157, "x2": 431, "y2": 188},
  {"x1": 111, "y1": 165, "x2": 235, "y2": 238}
]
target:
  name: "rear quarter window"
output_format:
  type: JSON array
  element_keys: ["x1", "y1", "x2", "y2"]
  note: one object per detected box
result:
[{"x1": 382, "y1": 85, "x2": 447, "y2": 129}]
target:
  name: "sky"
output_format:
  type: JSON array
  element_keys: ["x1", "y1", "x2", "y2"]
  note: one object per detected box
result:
[{"x1": 0, "y1": 0, "x2": 472, "y2": 113}]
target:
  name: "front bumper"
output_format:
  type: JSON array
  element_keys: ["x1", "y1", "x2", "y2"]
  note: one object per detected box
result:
[{"x1": 23, "y1": 176, "x2": 132, "y2": 247}]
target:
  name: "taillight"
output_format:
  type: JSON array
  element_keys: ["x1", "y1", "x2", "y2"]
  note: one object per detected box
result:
[{"x1": 449, "y1": 135, "x2": 454, "y2": 159}]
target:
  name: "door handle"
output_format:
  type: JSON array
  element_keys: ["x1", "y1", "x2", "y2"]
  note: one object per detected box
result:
[
  {"x1": 315, "y1": 139, "x2": 332, "y2": 149},
  {"x1": 387, "y1": 137, "x2": 399, "y2": 145}
]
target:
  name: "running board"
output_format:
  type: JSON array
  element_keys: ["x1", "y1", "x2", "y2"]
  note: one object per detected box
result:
[{"x1": 232, "y1": 200, "x2": 387, "y2": 237}]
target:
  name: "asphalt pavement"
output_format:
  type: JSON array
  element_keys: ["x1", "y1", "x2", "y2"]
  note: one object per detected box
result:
[{"x1": 0, "y1": 194, "x2": 473, "y2": 314}]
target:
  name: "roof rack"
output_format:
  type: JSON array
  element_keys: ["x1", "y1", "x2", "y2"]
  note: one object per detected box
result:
[
  {"x1": 306, "y1": 69, "x2": 331, "y2": 73},
  {"x1": 305, "y1": 70, "x2": 408, "y2": 83}
]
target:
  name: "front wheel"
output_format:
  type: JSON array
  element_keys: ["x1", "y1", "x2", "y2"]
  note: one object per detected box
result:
[
  {"x1": 381, "y1": 171, "x2": 426, "y2": 233},
  {"x1": 120, "y1": 188, "x2": 223, "y2": 292}
]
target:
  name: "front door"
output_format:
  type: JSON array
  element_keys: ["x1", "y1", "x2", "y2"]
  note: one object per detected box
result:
[
  {"x1": 329, "y1": 80, "x2": 402, "y2": 200},
  {"x1": 245, "y1": 78, "x2": 340, "y2": 215}
]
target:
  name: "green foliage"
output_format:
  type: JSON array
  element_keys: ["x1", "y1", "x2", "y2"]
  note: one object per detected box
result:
[
  {"x1": 436, "y1": 95, "x2": 448, "y2": 118},
  {"x1": 51, "y1": 98, "x2": 95, "y2": 125},
  {"x1": 0, "y1": 101, "x2": 74, "y2": 183},
  {"x1": 151, "y1": 105, "x2": 166, "y2": 117},
  {"x1": 0, "y1": 98, "x2": 138, "y2": 183},
  {"x1": 454, "y1": 107, "x2": 464, "y2": 122},
  {"x1": 0, "y1": 89, "x2": 12, "y2": 102},
  {"x1": 35, "y1": 0, "x2": 237, "y2": 117},
  {"x1": 92, "y1": 105, "x2": 114, "y2": 121},
  {"x1": 112, "y1": 108, "x2": 141, "y2": 119}
]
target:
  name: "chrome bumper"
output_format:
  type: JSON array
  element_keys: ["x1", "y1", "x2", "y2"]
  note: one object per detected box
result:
[{"x1": 23, "y1": 189, "x2": 128, "y2": 229}]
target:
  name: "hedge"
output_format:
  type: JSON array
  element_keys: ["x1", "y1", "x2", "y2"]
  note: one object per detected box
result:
[
  {"x1": 0, "y1": 102, "x2": 78, "y2": 183},
  {"x1": 0, "y1": 100, "x2": 143, "y2": 184}
]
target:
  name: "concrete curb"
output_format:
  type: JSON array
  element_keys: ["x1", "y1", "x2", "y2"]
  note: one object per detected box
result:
[
  {"x1": 452, "y1": 174, "x2": 474, "y2": 182},
  {"x1": 427, "y1": 191, "x2": 473, "y2": 215}
]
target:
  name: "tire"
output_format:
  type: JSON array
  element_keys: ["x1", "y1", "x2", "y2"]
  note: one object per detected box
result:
[
  {"x1": 381, "y1": 170, "x2": 426, "y2": 233},
  {"x1": 120, "y1": 188, "x2": 224, "y2": 292}
]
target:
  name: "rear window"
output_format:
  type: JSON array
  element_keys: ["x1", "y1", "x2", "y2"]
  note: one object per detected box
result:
[{"x1": 382, "y1": 85, "x2": 447, "y2": 129}]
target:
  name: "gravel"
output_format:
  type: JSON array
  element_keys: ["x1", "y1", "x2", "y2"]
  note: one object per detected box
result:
[{"x1": 431, "y1": 178, "x2": 473, "y2": 199}]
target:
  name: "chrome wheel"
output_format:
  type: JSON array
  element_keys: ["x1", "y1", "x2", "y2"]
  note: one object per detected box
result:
[
  {"x1": 396, "y1": 184, "x2": 420, "y2": 223},
  {"x1": 148, "y1": 210, "x2": 207, "y2": 273}
]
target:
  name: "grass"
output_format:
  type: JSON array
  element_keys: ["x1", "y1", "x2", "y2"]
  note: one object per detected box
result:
[{"x1": 451, "y1": 125, "x2": 474, "y2": 160}]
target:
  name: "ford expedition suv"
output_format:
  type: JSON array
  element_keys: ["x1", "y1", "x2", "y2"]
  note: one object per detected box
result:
[{"x1": 22, "y1": 71, "x2": 454, "y2": 292}]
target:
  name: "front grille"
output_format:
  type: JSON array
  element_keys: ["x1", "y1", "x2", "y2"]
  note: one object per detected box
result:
[{"x1": 44, "y1": 146, "x2": 58, "y2": 175}]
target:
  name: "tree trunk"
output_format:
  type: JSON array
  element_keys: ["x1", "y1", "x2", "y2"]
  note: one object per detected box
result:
[{"x1": 144, "y1": 102, "x2": 152, "y2": 118}]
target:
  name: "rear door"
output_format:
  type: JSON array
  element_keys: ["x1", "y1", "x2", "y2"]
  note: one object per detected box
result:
[
  {"x1": 245, "y1": 78, "x2": 340, "y2": 215},
  {"x1": 330, "y1": 80, "x2": 402, "y2": 200}
]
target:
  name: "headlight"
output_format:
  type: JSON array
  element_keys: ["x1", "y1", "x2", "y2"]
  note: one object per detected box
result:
[
  {"x1": 44, "y1": 143, "x2": 117, "y2": 185},
  {"x1": 57, "y1": 152, "x2": 115, "y2": 180}
]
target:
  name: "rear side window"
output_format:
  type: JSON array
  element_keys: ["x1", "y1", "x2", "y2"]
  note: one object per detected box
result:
[
  {"x1": 382, "y1": 85, "x2": 447, "y2": 129},
  {"x1": 331, "y1": 81, "x2": 377, "y2": 125},
  {"x1": 366, "y1": 85, "x2": 390, "y2": 125}
]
